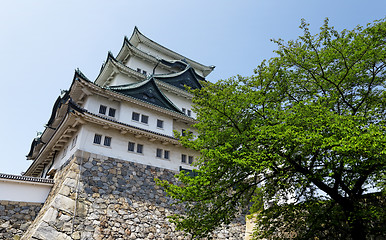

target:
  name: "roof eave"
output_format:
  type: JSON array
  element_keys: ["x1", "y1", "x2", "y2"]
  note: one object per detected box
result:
[{"x1": 128, "y1": 27, "x2": 215, "y2": 77}]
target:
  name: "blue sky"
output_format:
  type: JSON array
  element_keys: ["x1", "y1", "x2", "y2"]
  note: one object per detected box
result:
[{"x1": 0, "y1": 0, "x2": 385, "y2": 175}]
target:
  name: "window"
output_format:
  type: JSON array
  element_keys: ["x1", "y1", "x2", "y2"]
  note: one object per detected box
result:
[
  {"x1": 137, "y1": 68, "x2": 141, "y2": 72},
  {"x1": 182, "y1": 108, "x2": 186, "y2": 114},
  {"x1": 71, "y1": 135, "x2": 78, "y2": 149},
  {"x1": 156, "y1": 148, "x2": 170, "y2": 159},
  {"x1": 156, "y1": 148, "x2": 162, "y2": 158},
  {"x1": 132, "y1": 112, "x2": 149, "y2": 124},
  {"x1": 182, "y1": 129, "x2": 186, "y2": 136},
  {"x1": 157, "y1": 119, "x2": 164, "y2": 129},
  {"x1": 137, "y1": 144, "x2": 143, "y2": 154},
  {"x1": 141, "y1": 115, "x2": 149, "y2": 124},
  {"x1": 108, "y1": 108, "x2": 116, "y2": 117},
  {"x1": 99, "y1": 105, "x2": 116, "y2": 118},
  {"x1": 181, "y1": 154, "x2": 186, "y2": 163},
  {"x1": 99, "y1": 105, "x2": 107, "y2": 114},
  {"x1": 188, "y1": 156, "x2": 194, "y2": 164},
  {"x1": 94, "y1": 134, "x2": 111, "y2": 147},
  {"x1": 128, "y1": 142, "x2": 143, "y2": 153},
  {"x1": 187, "y1": 110, "x2": 191, "y2": 117},
  {"x1": 132, "y1": 112, "x2": 140, "y2": 121},
  {"x1": 104, "y1": 136, "x2": 111, "y2": 147},
  {"x1": 93, "y1": 134, "x2": 102, "y2": 144},
  {"x1": 164, "y1": 150, "x2": 170, "y2": 159},
  {"x1": 128, "y1": 142, "x2": 135, "y2": 152},
  {"x1": 62, "y1": 146, "x2": 68, "y2": 159},
  {"x1": 142, "y1": 70, "x2": 147, "y2": 75},
  {"x1": 179, "y1": 166, "x2": 199, "y2": 177}
]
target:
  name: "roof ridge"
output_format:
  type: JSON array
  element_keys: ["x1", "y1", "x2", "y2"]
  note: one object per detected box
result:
[
  {"x1": 0, "y1": 173, "x2": 54, "y2": 184},
  {"x1": 128, "y1": 27, "x2": 215, "y2": 77}
]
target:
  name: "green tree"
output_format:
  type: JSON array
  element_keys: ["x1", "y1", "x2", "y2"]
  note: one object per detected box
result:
[{"x1": 157, "y1": 18, "x2": 386, "y2": 239}]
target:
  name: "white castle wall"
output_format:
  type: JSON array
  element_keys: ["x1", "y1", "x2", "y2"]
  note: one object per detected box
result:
[
  {"x1": 49, "y1": 124, "x2": 195, "y2": 172},
  {"x1": 125, "y1": 55, "x2": 169, "y2": 76},
  {"x1": 84, "y1": 94, "x2": 188, "y2": 137},
  {"x1": 48, "y1": 92, "x2": 198, "y2": 176},
  {"x1": 79, "y1": 124, "x2": 196, "y2": 171},
  {"x1": 162, "y1": 90, "x2": 196, "y2": 118},
  {"x1": 109, "y1": 73, "x2": 139, "y2": 86},
  {"x1": 136, "y1": 43, "x2": 171, "y2": 62},
  {"x1": 0, "y1": 180, "x2": 52, "y2": 203}
]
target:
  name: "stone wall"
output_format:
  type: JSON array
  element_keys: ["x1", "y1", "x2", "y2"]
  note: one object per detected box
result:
[
  {"x1": 0, "y1": 200, "x2": 42, "y2": 240},
  {"x1": 22, "y1": 151, "x2": 245, "y2": 239}
]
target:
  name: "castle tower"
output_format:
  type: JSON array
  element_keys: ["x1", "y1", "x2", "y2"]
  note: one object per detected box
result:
[
  {"x1": 25, "y1": 27, "x2": 215, "y2": 178},
  {"x1": 5, "y1": 28, "x2": 245, "y2": 239}
]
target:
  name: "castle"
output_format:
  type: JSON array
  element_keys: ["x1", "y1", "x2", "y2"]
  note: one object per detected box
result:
[{"x1": 0, "y1": 28, "x2": 245, "y2": 239}]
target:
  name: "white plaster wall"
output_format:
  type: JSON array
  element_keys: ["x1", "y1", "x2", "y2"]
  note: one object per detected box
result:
[
  {"x1": 84, "y1": 95, "x2": 175, "y2": 137},
  {"x1": 126, "y1": 56, "x2": 159, "y2": 76},
  {"x1": 76, "y1": 124, "x2": 196, "y2": 171},
  {"x1": 119, "y1": 101, "x2": 174, "y2": 135},
  {"x1": 137, "y1": 43, "x2": 171, "y2": 61},
  {"x1": 162, "y1": 91, "x2": 196, "y2": 118},
  {"x1": 0, "y1": 180, "x2": 52, "y2": 203},
  {"x1": 84, "y1": 95, "x2": 121, "y2": 121},
  {"x1": 109, "y1": 74, "x2": 140, "y2": 86},
  {"x1": 153, "y1": 67, "x2": 170, "y2": 75},
  {"x1": 137, "y1": 43, "x2": 205, "y2": 77},
  {"x1": 49, "y1": 128, "x2": 84, "y2": 172}
]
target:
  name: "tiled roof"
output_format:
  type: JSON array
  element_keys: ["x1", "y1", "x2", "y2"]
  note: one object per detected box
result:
[
  {"x1": 153, "y1": 66, "x2": 204, "y2": 90},
  {"x1": 127, "y1": 27, "x2": 215, "y2": 77},
  {"x1": 107, "y1": 78, "x2": 183, "y2": 114},
  {"x1": 0, "y1": 173, "x2": 54, "y2": 184}
]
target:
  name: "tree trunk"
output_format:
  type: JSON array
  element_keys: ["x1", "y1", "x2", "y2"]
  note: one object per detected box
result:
[
  {"x1": 339, "y1": 198, "x2": 366, "y2": 240},
  {"x1": 349, "y1": 218, "x2": 366, "y2": 240}
]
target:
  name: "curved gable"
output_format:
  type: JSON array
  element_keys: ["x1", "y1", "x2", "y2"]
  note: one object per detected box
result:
[
  {"x1": 154, "y1": 66, "x2": 204, "y2": 91},
  {"x1": 107, "y1": 79, "x2": 183, "y2": 113}
]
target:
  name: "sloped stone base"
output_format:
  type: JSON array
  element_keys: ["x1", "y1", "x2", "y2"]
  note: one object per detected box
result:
[{"x1": 22, "y1": 151, "x2": 245, "y2": 239}]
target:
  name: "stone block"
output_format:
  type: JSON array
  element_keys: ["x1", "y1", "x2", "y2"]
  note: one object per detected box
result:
[
  {"x1": 71, "y1": 231, "x2": 81, "y2": 240},
  {"x1": 63, "y1": 178, "x2": 77, "y2": 189},
  {"x1": 42, "y1": 208, "x2": 58, "y2": 223},
  {"x1": 52, "y1": 195, "x2": 75, "y2": 214},
  {"x1": 32, "y1": 222, "x2": 71, "y2": 240},
  {"x1": 59, "y1": 185, "x2": 71, "y2": 196},
  {"x1": 67, "y1": 171, "x2": 78, "y2": 180}
]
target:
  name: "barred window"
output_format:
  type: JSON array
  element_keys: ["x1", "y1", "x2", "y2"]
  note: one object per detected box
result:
[
  {"x1": 181, "y1": 154, "x2": 186, "y2": 163},
  {"x1": 156, "y1": 148, "x2": 162, "y2": 158},
  {"x1": 164, "y1": 150, "x2": 170, "y2": 160},
  {"x1": 132, "y1": 112, "x2": 140, "y2": 121},
  {"x1": 137, "y1": 144, "x2": 143, "y2": 154},
  {"x1": 108, "y1": 108, "x2": 116, "y2": 117},
  {"x1": 93, "y1": 134, "x2": 102, "y2": 144},
  {"x1": 104, "y1": 136, "x2": 111, "y2": 147},
  {"x1": 141, "y1": 115, "x2": 149, "y2": 124},
  {"x1": 128, "y1": 142, "x2": 135, "y2": 152},
  {"x1": 71, "y1": 135, "x2": 78, "y2": 149},
  {"x1": 99, "y1": 105, "x2": 107, "y2": 114},
  {"x1": 157, "y1": 119, "x2": 164, "y2": 129}
]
